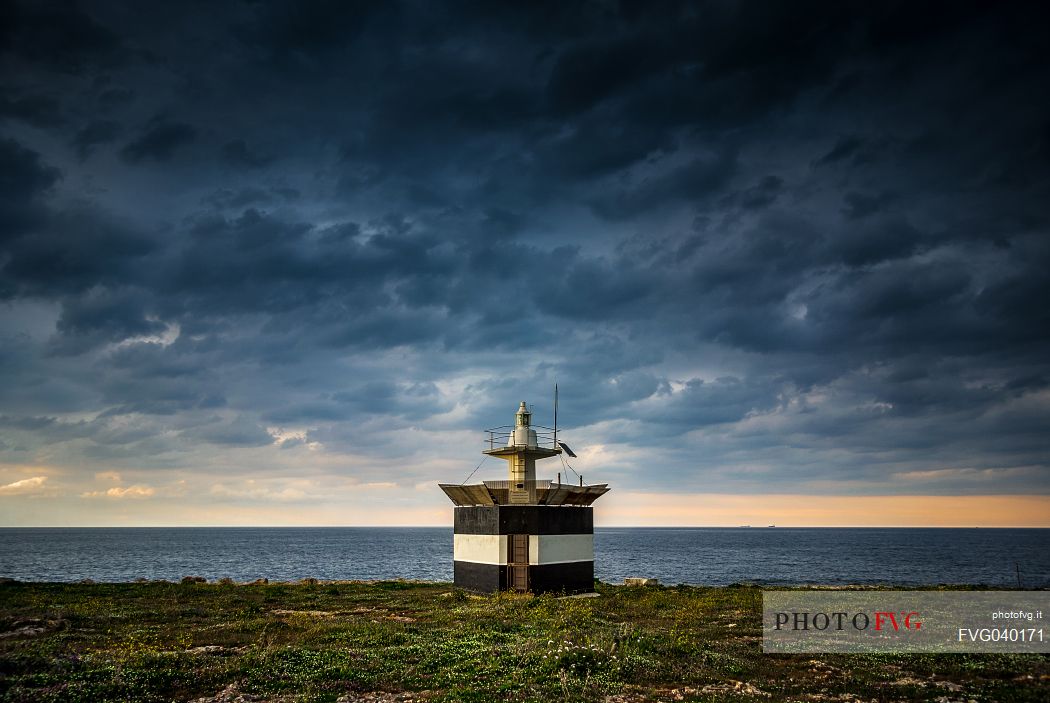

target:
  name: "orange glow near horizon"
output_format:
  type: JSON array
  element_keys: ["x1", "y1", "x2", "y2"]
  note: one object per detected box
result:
[
  {"x1": 3, "y1": 492, "x2": 1047, "y2": 528},
  {"x1": 593, "y1": 492, "x2": 1050, "y2": 528}
]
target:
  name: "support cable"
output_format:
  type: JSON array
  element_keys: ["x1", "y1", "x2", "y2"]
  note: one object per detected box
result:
[
  {"x1": 558, "y1": 452, "x2": 582, "y2": 483},
  {"x1": 460, "y1": 455, "x2": 488, "y2": 485}
]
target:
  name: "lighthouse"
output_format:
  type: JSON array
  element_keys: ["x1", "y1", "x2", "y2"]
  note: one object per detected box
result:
[{"x1": 439, "y1": 400, "x2": 609, "y2": 593}]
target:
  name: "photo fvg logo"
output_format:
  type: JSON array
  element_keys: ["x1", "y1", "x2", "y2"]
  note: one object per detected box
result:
[
  {"x1": 773, "y1": 610, "x2": 923, "y2": 632},
  {"x1": 763, "y1": 592, "x2": 1048, "y2": 653}
]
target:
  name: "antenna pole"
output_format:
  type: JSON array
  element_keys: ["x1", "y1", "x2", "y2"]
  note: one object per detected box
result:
[{"x1": 554, "y1": 383, "x2": 558, "y2": 448}]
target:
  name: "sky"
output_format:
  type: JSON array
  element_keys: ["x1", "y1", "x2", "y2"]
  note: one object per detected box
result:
[{"x1": 1, "y1": 1, "x2": 1049, "y2": 527}]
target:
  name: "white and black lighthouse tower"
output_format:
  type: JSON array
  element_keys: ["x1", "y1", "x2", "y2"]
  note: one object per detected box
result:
[{"x1": 439, "y1": 398, "x2": 609, "y2": 593}]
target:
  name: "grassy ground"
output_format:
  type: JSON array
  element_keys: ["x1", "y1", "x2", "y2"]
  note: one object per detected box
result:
[{"x1": 0, "y1": 580, "x2": 1046, "y2": 702}]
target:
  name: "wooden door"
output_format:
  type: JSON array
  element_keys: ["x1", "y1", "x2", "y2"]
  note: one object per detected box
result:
[{"x1": 508, "y1": 533, "x2": 529, "y2": 592}]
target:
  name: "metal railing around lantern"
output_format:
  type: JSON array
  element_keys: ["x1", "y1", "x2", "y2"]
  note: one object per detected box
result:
[{"x1": 484, "y1": 425, "x2": 558, "y2": 450}]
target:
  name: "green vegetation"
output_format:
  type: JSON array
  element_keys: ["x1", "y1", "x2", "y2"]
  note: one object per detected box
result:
[{"x1": 0, "y1": 581, "x2": 1046, "y2": 702}]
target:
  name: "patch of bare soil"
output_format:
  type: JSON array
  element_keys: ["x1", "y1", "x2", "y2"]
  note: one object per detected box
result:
[
  {"x1": 189, "y1": 683, "x2": 280, "y2": 702},
  {"x1": 335, "y1": 693, "x2": 432, "y2": 702},
  {"x1": 190, "y1": 683, "x2": 432, "y2": 703},
  {"x1": 699, "y1": 680, "x2": 772, "y2": 698},
  {"x1": 269, "y1": 608, "x2": 416, "y2": 622},
  {"x1": 0, "y1": 618, "x2": 66, "y2": 639},
  {"x1": 605, "y1": 682, "x2": 772, "y2": 702}
]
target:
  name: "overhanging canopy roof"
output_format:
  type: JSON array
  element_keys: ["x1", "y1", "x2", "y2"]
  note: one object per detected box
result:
[{"x1": 439, "y1": 480, "x2": 609, "y2": 507}]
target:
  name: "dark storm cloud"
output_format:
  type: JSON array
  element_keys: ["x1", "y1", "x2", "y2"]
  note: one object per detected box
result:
[
  {"x1": 50, "y1": 286, "x2": 163, "y2": 353},
  {"x1": 813, "y1": 136, "x2": 865, "y2": 168},
  {"x1": 1, "y1": 0, "x2": 128, "y2": 72},
  {"x1": 589, "y1": 148, "x2": 739, "y2": 220},
  {"x1": 220, "y1": 140, "x2": 272, "y2": 169},
  {"x1": 1, "y1": 0, "x2": 1048, "y2": 501},
  {"x1": 72, "y1": 119, "x2": 121, "y2": 159},
  {"x1": 120, "y1": 120, "x2": 197, "y2": 163},
  {"x1": 189, "y1": 416, "x2": 273, "y2": 447},
  {"x1": 0, "y1": 138, "x2": 61, "y2": 235},
  {"x1": 2, "y1": 201, "x2": 157, "y2": 297},
  {"x1": 0, "y1": 93, "x2": 66, "y2": 128}
]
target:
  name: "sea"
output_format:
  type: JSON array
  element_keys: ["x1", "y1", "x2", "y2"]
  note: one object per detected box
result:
[{"x1": 1, "y1": 527, "x2": 1048, "y2": 587}]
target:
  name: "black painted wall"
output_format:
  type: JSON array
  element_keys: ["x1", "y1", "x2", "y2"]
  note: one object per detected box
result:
[
  {"x1": 529, "y1": 561, "x2": 594, "y2": 594},
  {"x1": 453, "y1": 560, "x2": 504, "y2": 593},
  {"x1": 454, "y1": 505, "x2": 593, "y2": 535},
  {"x1": 453, "y1": 560, "x2": 594, "y2": 594}
]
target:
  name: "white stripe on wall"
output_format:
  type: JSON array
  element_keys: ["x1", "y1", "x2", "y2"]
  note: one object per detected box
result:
[
  {"x1": 454, "y1": 533, "x2": 594, "y2": 566},
  {"x1": 529, "y1": 534, "x2": 594, "y2": 565},
  {"x1": 453, "y1": 533, "x2": 507, "y2": 565}
]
